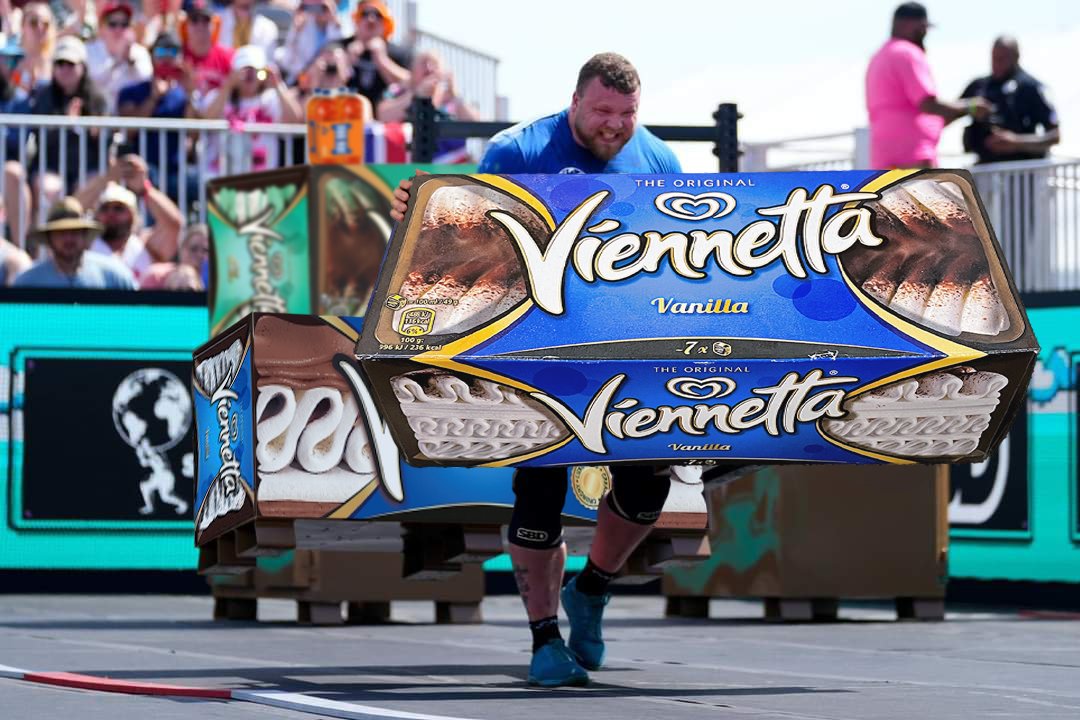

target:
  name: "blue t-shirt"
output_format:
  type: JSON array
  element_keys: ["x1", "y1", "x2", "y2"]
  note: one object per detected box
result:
[
  {"x1": 117, "y1": 81, "x2": 188, "y2": 169},
  {"x1": 479, "y1": 109, "x2": 681, "y2": 174},
  {"x1": 14, "y1": 252, "x2": 137, "y2": 289}
]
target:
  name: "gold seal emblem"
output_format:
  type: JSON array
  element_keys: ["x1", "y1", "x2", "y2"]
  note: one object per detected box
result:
[
  {"x1": 571, "y1": 466, "x2": 611, "y2": 510},
  {"x1": 385, "y1": 293, "x2": 407, "y2": 310},
  {"x1": 397, "y1": 307, "x2": 434, "y2": 336}
]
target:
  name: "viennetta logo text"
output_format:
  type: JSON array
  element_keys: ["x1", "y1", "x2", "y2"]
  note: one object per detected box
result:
[
  {"x1": 528, "y1": 371, "x2": 856, "y2": 455},
  {"x1": 195, "y1": 342, "x2": 247, "y2": 531},
  {"x1": 489, "y1": 185, "x2": 883, "y2": 315},
  {"x1": 238, "y1": 198, "x2": 287, "y2": 313}
]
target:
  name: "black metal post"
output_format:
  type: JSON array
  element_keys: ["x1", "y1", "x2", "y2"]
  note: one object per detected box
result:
[
  {"x1": 713, "y1": 103, "x2": 740, "y2": 172},
  {"x1": 410, "y1": 96, "x2": 438, "y2": 163}
]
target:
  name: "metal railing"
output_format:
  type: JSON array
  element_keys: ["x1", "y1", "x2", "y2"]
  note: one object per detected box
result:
[
  {"x1": 0, "y1": 113, "x2": 316, "y2": 248},
  {"x1": 969, "y1": 158, "x2": 1080, "y2": 292}
]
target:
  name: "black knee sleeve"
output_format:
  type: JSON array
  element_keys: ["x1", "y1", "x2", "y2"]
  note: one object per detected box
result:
[
  {"x1": 607, "y1": 466, "x2": 671, "y2": 525},
  {"x1": 508, "y1": 467, "x2": 568, "y2": 549}
]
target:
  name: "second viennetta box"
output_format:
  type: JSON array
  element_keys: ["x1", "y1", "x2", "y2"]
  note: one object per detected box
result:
[{"x1": 356, "y1": 171, "x2": 1039, "y2": 468}]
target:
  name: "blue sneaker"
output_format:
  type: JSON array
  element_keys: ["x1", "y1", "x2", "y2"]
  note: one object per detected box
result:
[
  {"x1": 527, "y1": 639, "x2": 589, "y2": 687},
  {"x1": 561, "y1": 576, "x2": 610, "y2": 670}
]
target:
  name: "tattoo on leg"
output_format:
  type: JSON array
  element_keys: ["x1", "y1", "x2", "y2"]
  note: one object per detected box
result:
[{"x1": 513, "y1": 564, "x2": 531, "y2": 606}]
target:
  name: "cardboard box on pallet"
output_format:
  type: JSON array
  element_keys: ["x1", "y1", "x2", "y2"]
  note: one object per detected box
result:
[
  {"x1": 206, "y1": 164, "x2": 474, "y2": 335},
  {"x1": 191, "y1": 312, "x2": 613, "y2": 546},
  {"x1": 356, "y1": 170, "x2": 1039, "y2": 468}
]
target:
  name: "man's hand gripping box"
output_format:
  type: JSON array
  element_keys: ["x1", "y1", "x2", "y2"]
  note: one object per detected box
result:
[{"x1": 356, "y1": 170, "x2": 1038, "y2": 468}]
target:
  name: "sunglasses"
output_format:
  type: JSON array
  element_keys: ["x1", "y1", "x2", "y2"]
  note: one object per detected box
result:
[
  {"x1": 360, "y1": 8, "x2": 382, "y2": 20},
  {"x1": 105, "y1": 17, "x2": 131, "y2": 29},
  {"x1": 189, "y1": 15, "x2": 212, "y2": 25},
  {"x1": 54, "y1": 59, "x2": 77, "y2": 68},
  {"x1": 153, "y1": 46, "x2": 180, "y2": 59},
  {"x1": 99, "y1": 203, "x2": 131, "y2": 215}
]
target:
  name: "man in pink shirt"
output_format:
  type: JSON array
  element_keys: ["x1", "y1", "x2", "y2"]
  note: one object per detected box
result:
[{"x1": 865, "y1": 2, "x2": 992, "y2": 168}]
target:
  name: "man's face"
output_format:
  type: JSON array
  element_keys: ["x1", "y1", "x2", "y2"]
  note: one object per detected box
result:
[
  {"x1": 569, "y1": 77, "x2": 639, "y2": 162},
  {"x1": 102, "y1": 11, "x2": 132, "y2": 53},
  {"x1": 98, "y1": 202, "x2": 133, "y2": 242},
  {"x1": 187, "y1": 13, "x2": 212, "y2": 51},
  {"x1": 991, "y1": 43, "x2": 1018, "y2": 80},
  {"x1": 897, "y1": 17, "x2": 929, "y2": 47},
  {"x1": 48, "y1": 229, "x2": 87, "y2": 266},
  {"x1": 355, "y1": 4, "x2": 385, "y2": 41}
]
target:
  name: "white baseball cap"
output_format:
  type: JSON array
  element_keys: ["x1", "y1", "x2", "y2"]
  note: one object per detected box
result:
[
  {"x1": 231, "y1": 44, "x2": 268, "y2": 72},
  {"x1": 54, "y1": 36, "x2": 87, "y2": 65},
  {"x1": 99, "y1": 182, "x2": 138, "y2": 214}
]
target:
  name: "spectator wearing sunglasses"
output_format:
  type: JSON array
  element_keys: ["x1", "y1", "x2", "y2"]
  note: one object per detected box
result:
[
  {"x1": 346, "y1": 0, "x2": 409, "y2": 109},
  {"x1": 85, "y1": 0, "x2": 152, "y2": 112},
  {"x1": 279, "y1": 0, "x2": 342, "y2": 83},
  {"x1": 118, "y1": 31, "x2": 197, "y2": 203},
  {"x1": 27, "y1": 36, "x2": 107, "y2": 193},
  {"x1": 179, "y1": 0, "x2": 232, "y2": 98},
  {"x1": 12, "y1": 1, "x2": 55, "y2": 92},
  {"x1": 75, "y1": 158, "x2": 183, "y2": 281}
]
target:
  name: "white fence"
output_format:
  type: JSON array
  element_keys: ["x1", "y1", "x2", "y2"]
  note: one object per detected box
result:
[
  {"x1": 969, "y1": 158, "x2": 1080, "y2": 293},
  {"x1": 742, "y1": 127, "x2": 1080, "y2": 293}
]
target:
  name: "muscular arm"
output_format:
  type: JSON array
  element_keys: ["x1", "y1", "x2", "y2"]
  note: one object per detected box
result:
[{"x1": 142, "y1": 184, "x2": 183, "y2": 261}]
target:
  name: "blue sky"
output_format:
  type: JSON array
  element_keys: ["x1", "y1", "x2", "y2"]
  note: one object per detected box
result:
[{"x1": 421, "y1": 0, "x2": 1080, "y2": 169}]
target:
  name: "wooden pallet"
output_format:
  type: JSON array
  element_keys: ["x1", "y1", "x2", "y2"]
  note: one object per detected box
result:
[
  {"x1": 665, "y1": 595, "x2": 946, "y2": 621},
  {"x1": 199, "y1": 518, "x2": 500, "y2": 626}
]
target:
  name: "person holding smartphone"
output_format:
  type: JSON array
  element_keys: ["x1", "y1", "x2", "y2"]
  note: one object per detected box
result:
[
  {"x1": 73, "y1": 151, "x2": 183, "y2": 281},
  {"x1": 117, "y1": 31, "x2": 197, "y2": 203},
  {"x1": 198, "y1": 44, "x2": 302, "y2": 175},
  {"x1": 278, "y1": 0, "x2": 343, "y2": 83}
]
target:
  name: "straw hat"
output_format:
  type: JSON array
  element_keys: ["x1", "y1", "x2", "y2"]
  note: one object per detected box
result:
[{"x1": 29, "y1": 197, "x2": 102, "y2": 242}]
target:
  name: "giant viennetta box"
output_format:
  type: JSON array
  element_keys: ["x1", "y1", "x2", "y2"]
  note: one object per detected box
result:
[{"x1": 357, "y1": 170, "x2": 1039, "y2": 468}]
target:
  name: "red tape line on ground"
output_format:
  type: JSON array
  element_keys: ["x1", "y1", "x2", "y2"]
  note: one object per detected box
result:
[{"x1": 23, "y1": 671, "x2": 232, "y2": 699}]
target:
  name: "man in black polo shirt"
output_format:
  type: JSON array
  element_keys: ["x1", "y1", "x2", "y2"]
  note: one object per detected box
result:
[{"x1": 961, "y1": 36, "x2": 1059, "y2": 163}]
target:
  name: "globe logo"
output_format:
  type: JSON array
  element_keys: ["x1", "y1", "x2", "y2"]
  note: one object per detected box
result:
[
  {"x1": 112, "y1": 368, "x2": 192, "y2": 452},
  {"x1": 111, "y1": 368, "x2": 193, "y2": 516}
]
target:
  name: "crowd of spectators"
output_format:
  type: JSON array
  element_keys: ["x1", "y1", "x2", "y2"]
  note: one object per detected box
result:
[{"x1": 0, "y1": 0, "x2": 479, "y2": 289}]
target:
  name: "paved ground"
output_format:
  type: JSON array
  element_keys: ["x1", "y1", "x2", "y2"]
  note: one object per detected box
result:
[{"x1": 2, "y1": 594, "x2": 1080, "y2": 719}]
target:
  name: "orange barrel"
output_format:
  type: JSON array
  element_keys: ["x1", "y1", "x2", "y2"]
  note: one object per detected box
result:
[{"x1": 306, "y1": 89, "x2": 340, "y2": 164}]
